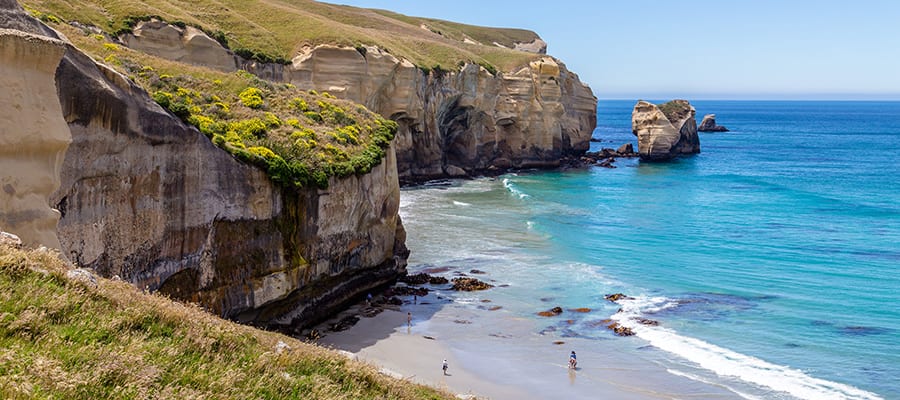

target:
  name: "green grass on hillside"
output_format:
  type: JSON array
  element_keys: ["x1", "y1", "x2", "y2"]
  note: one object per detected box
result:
[
  {"x1": 371, "y1": 9, "x2": 539, "y2": 49},
  {"x1": 60, "y1": 23, "x2": 396, "y2": 190},
  {"x1": 23, "y1": 0, "x2": 541, "y2": 72},
  {"x1": 0, "y1": 243, "x2": 453, "y2": 399}
]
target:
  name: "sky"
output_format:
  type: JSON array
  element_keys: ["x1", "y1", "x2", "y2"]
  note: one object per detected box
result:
[{"x1": 322, "y1": 0, "x2": 900, "y2": 100}]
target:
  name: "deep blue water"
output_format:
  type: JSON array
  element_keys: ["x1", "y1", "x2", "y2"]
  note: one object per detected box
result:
[{"x1": 401, "y1": 101, "x2": 900, "y2": 399}]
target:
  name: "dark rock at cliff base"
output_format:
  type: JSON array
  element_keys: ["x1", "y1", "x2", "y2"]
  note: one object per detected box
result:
[
  {"x1": 469, "y1": 269, "x2": 487, "y2": 274},
  {"x1": 598, "y1": 158, "x2": 616, "y2": 168},
  {"x1": 632, "y1": 100, "x2": 700, "y2": 161},
  {"x1": 605, "y1": 293, "x2": 633, "y2": 302},
  {"x1": 451, "y1": 277, "x2": 493, "y2": 291},
  {"x1": 400, "y1": 273, "x2": 449, "y2": 285},
  {"x1": 390, "y1": 286, "x2": 428, "y2": 297},
  {"x1": 698, "y1": 114, "x2": 729, "y2": 132},
  {"x1": 329, "y1": 315, "x2": 360, "y2": 332}
]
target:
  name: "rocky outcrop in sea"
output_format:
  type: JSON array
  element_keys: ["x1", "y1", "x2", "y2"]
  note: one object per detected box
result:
[
  {"x1": 631, "y1": 100, "x2": 700, "y2": 161},
  {"x1": 698, "y1": 114, "x2": 729, "y2": 132}
]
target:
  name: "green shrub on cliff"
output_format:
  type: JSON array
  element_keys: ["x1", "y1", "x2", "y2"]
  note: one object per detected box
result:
[
  {"x1": 38, "y1": 17, "x2": 400, "y2": 191},
  {"x1": 0, "y1": 244, "x2": 453, "y2": 400},
  {"x1": 70, "y1": 29, "x2": 397, "y2": 190},
  {"x1": 238, "y1": 87, "x2": 264, "y2": 109}
]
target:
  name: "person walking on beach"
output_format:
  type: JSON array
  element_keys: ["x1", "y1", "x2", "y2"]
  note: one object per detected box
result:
[
  {"x1": 407, "y1": 312, "x2": 412, "y2": 327},
  {"x1": 569, "y1": 351, "x2": 577, "y2": 369},
  {"x1": 442, "y1": 359, "x2": 448, "y2": 375}
]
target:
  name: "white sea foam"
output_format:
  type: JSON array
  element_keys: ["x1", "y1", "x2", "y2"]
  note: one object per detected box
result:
[
  {"x1": 666, "y1": 368, "x2": 764, "y2": 400},
  {"x1": 502, "y1": 178, "x2": 529, "y2": 199},
  {"x1": 452, "y1": 200, "x2": 471, "y2": 207},
  {"x1": 612, "y1": 296, "x2": 884, "y2": 400}
]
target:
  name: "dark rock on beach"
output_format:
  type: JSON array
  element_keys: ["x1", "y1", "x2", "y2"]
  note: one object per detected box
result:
[
  {"x1": 599, "y1": 319, "x2": 636, "y2": 336},
  {"x1": 537, "y1": 306, "x2": 564, "y2": 317},
  {"x1": 390, "y1": 286, "x2": 429, "y2": 297},
  {"x1": 400, "y1": 272, "x2": 449, "y2": 285},
  {"x1": 329, "y1": 315, "x2": 360, "y2": 332},
  {"x1": 451, "y1": 277, "x2": 493, "y2": 291}
]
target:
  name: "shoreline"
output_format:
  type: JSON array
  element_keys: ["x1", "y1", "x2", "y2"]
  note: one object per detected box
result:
[{"x1": 313, "y1": 289, "x2": 745, "y2": 400}]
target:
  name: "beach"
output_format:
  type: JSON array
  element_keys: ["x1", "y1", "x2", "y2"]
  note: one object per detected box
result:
[
  {"x1": 318, "y1": 307, "x2": 536, "y2": 400},
  {"x1": 316, "y1": 292, "x2": 745, "y2": 400}
]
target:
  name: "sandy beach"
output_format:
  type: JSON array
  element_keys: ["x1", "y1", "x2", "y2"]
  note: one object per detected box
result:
[
  {"x1": 317, "y1": 306, "x2": 537, "y2": 400},
  {"x1": 314, "y1": 290, "x2": 745, "y2": 400}
]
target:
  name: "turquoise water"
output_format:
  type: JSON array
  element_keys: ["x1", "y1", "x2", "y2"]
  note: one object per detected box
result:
[{"x1": 400, "y1": 101, "x2": 900, "y2": 399}]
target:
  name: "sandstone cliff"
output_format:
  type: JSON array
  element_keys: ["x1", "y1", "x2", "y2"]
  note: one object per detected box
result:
[
  {"x1": 631, "y1": 100, "x2": 700, "y2": 161},
  {"x1": 1, "y1": 2, "x2": 407, "y2": 331},
  {"x1": 122, "y1": 21, "x2": 597, "y2": 181},
  {"x1": 0, "y1": 27, "x2": 69, "y2": 250}
]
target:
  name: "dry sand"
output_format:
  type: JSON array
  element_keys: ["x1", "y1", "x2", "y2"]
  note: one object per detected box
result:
[{"x1": 317, "y1": 308, "x2": 536, "y2": 400}]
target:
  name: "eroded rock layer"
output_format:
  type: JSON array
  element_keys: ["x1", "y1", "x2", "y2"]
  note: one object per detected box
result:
[{"x1": 0, "y1": 26, "x2": 69, "y2": 249}]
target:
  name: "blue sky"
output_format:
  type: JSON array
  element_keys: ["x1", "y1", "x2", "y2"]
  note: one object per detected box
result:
[{"x1": 323, "y1": 1, "x2": 900, "y2": 100}]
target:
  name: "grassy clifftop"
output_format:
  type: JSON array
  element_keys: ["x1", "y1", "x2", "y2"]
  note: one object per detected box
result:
[
  {"x1": 21, "y1": 0, "x2": 548, "y2": 188},
  {"x1": 49, "y1": 20, "x2": 398, "y2": 190},
  {"x1": 0, "y1": 243, "x2": 451, "y2": 399},
  {"x1": 23, "y1": 0, "x2": 542, "y2": 72}
]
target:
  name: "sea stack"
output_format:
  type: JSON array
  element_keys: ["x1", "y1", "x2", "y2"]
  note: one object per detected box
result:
[
  {"x1": 631, "y1": 100, "x2": 700, "y2": 161},
  {"x1": 698, "y1": 114, "x2": 729, "y2": 132}
]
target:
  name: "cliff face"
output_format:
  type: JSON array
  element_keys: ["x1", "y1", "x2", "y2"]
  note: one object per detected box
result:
[
  {"x1": 1, "y1": 3, "x2": 406, "y2": 330},
  {"x1": 631, "y1": 100, "x2": 700, "y2": 161},
  {"x1": 0, "y1": 27, "x2": 69, "y2": 250},
  {"x1": 123, "y1": 21, "x2": 597, "y2": 181}
]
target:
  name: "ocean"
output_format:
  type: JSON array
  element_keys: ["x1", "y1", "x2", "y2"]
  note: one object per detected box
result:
[{"x1": 398, "y1": 100, "x2": 900, "y2": 400}]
